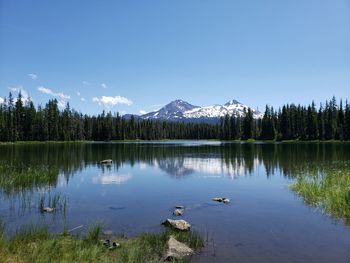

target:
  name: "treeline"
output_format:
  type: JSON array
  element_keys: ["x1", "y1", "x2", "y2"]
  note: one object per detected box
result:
[
  {"x1": 0, "y1": 92, "x2": 349, "y2": 141},
  {"x1": 221, "y1": 97, "x2": 350, "y2": 141}
]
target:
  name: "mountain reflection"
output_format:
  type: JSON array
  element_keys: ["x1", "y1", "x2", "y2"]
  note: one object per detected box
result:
[
  {"x1": 0, "y1": 142, "x2": 349, "y2": 195},
  {"x1": 154, "y1": 157, "x2": 258, "y2": 178}
]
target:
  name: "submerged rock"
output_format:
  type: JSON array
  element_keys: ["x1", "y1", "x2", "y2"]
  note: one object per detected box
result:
[
  {"x1": 175, "y1": 205, "x2": 185, "y2": 209},
  {"x1": 212, "y1": 197, "x2": 223, "y2": 202},
  {"x1": 100, "y1": 159, "x2": 113, "y2": 164},
  {"x1": 162, "y1": 219, "x2": 191, "y2": 231},
  {"x1": 173, "y1": 209, "x2": 184, "y2": 216},
  {"x1": 164, "y1": 236, "x2": 194, "y2": 261},
  {"x1": 42, "y1": 207, "x2": 54, "y2": 213},
  {"x1": 212, "y1": 197, "x2": 230, "y2": 204}
]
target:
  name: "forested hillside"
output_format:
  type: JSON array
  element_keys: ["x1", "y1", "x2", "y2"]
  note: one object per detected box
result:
[{"x1": 0, "y1": 93, "x2": 349, "y2": 141}]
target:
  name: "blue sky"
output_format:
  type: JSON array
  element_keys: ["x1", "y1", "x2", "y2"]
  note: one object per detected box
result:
[{"x1": 0, "y1": 0, "x2": 349, "y2": 115}]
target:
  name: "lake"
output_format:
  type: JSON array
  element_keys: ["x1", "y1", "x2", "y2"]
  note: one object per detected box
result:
[{"x1": 0, "y1": 141, "x2": 350, "y2": 262}]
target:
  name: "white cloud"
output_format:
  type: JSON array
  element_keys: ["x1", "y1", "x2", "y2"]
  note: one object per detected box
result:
[
  {"x1": 8, "y1": 86, "x2": 31, "y2": 104},
  {"x1": 101, "y1": 83, "x2": 107, "y2": 89},
  {"x1": 37, "y1": 86, "x2": 70, "y2": 107},
  {"x1": 0, "y1": 97, "x2": 4, "y2": 104},
  {"x1": 28, "y1": 73, "x2": 38, "y2": 80},
  {"x1": 82, "y1": 81, "x2": 90, "y2": 85},
  {"x1": 37, "y1": 86, "x2": 70, "y2": 100},
  {"x1": 77, "y1": 91, "x2": 81, "y2": 96},
  {"x1": 92, "y1": 95, "x2": 133, "y2": 107},
  {"x1": 81, "y1": 98, "x2": 86, "y2": 102},
  {"x1": 139, "y1": 110, "x2": 147, "y2": 114}
]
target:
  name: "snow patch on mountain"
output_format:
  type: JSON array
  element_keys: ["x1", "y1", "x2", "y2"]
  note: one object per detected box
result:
[{"x1": 131, "y1": 99, "x2": 262, "y2": 122}]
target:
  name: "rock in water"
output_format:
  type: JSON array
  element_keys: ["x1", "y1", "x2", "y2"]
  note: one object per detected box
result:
[
  {"x1": 175, "y1": 205, "x2": 185, "y2": 209},
  {"x1": 222, "y1": 198, "x2": 230, "y2": 204},
  {"x1": 162, "y1": 219, "x2": 191, "y2": 231},
  {"x1": 42, "y1": 207, "x2": 54, "y2": 213},
  {"x1": 100, "y1": 159, "x2": 112, "y2": 164},
  {"x1": 164, "y1": 236, "x2": 194, "y2": 261},
  {"x1": 212, "y1": 197, "x2": 223, "y2": 202},
  {"x1": 173, "y1": 209, "x2": 184, "y2": 216}
]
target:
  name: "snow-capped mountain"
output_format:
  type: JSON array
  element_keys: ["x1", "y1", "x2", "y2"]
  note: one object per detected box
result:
[
  {"x1": 126, "y1": 99, "x2": 262, "y2": 123},
  {"x1": 141, "y1": 99, "x2": 199, "y2": 120}
]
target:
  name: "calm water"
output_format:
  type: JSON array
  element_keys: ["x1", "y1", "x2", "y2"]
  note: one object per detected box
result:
[{"x1": 0, "y1": 141, "x2": 350, "y2": 262}]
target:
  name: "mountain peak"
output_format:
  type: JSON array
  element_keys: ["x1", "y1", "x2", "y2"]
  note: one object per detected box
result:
[
  {"x1": 224, "y1": 99, "x2": 241, "y2": 106},
  {"x1": 162, "y1": 99, "x2": 198, "y2": 112}
]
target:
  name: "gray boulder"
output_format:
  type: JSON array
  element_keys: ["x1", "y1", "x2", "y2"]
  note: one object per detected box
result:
[
  {"x1": 162, "y1": 219, "x2": 191, "y2": 231},
  {"x1": 164, "y1": 236, "x2": 193, "y2": 261}
]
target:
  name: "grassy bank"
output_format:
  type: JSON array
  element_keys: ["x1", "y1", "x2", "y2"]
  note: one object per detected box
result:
[
  {"x1": 0, "y1": 223, "x2": 203, "y2": 263},
  {"x1": 290, "y1": 163, "x2": 350, "y2": 222}
]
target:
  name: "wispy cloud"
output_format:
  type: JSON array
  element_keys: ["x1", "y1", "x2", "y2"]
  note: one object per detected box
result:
[
  {"x1": 37, "y1": 86, "x2": 70, "y2": 107},
  {"x1": 77, "y1": 91, "x2": 81, "y2": 96},
  {"x1": 92, "y1": 96, "x2": 133, "y2": 107},
  {"x1": 27, "y1": 73, "x2": 38, "y2": 80},
  {"x1": 82, "y1": 81, "x2": 90, "y2": 86},
  {"x1": 81, "y1": 98, "x2": 86, "y2": 102},
  {"x1": 139, "y1": 110, "x2": 147, "y2": 114},
  {"x1": 101, "y1": 83, "x2": 107, "y2": 89},
  {"x1": 8, "y1": 86, "x2": 31, "y2": 104}
]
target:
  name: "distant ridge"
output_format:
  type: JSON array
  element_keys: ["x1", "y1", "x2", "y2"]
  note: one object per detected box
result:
[{"x1": 124, "y1": 99, "x2": 262, "y2": 123}]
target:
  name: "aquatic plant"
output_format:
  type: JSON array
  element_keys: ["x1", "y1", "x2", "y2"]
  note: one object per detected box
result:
[
  {"x1": 38, "y1": 192, "x2": 68, "y2": 214},
  {"x1": 291, "y1": 162, "x2": 350, "y2": 222},
  {"x1": 0, "y1": 162, "x2": 59, "y2": 196}
]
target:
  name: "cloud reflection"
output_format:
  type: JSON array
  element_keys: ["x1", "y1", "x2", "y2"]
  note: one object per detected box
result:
[{"x1": 93, "y1": 173, "x2": 132, "y2": 185}]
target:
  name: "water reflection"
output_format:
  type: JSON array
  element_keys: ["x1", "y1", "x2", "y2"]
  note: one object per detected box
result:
[
  {"x1": 0, "y1": 142, "x2": 349, "y2": 193},
  {"x1": 1, "y1": 142, "x2": 350, "y2": 263},
  {"x1": 93, "y1": 173, "x2": 132, "y2": 185},
  {"x1": 154, "y1": 157, "x2": 259, "y2": 178}
]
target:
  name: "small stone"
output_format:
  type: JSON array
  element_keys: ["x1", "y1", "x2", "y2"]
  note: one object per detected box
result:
[
  {"x1": 222, "y1": 198, "x2": 230, "y2": 204},
  {"x1": 109, "y1": 241, "x2": 120, "y2": 250},
  {"x1": 173, "y1": 209, "x2": 184, "y2": 216},
  {"x1": 42, "y1": 207, "x2": 54, "y2": 213},
  {"x1": 162, "y1": 219, "x2": 191, "y2": 231},
  {"x1": 175, "y1": 205, "x2": 184, "y2": 209},
  {"x1": 164, "y1": 236, "x2": 193, "y2": 261},
  {"x1": 102, "y1": 239, "x2": 110, "y2": 248},
  {"x1": 212, "y1": 197, "x2": 223, "y2": 202}
]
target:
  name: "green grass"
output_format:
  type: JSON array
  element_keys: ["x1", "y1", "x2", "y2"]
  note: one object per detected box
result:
[
  {"x1": 0, "y1": 223, "x2": 203, "y2": 263},
  {"x1": 290, "y1": 163, "x2": 350, "y2": 222},
  {"x1": 0, "y1": 162, "x2": 59, "y2": 196}
]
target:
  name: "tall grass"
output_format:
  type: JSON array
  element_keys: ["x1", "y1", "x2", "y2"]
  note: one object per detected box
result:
[
  {"x1": 0, "y1": 222, "x2": 203, "y2": 263},
  {"x1": 291, "y1": 163, "x2": 350, "y2": 222},
  {"x1": 0, "y1": 162, "x2": 59, "y2": 196},
  {"x1": 84, "y1": 224, "x2": 102, "y2": 243}
]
